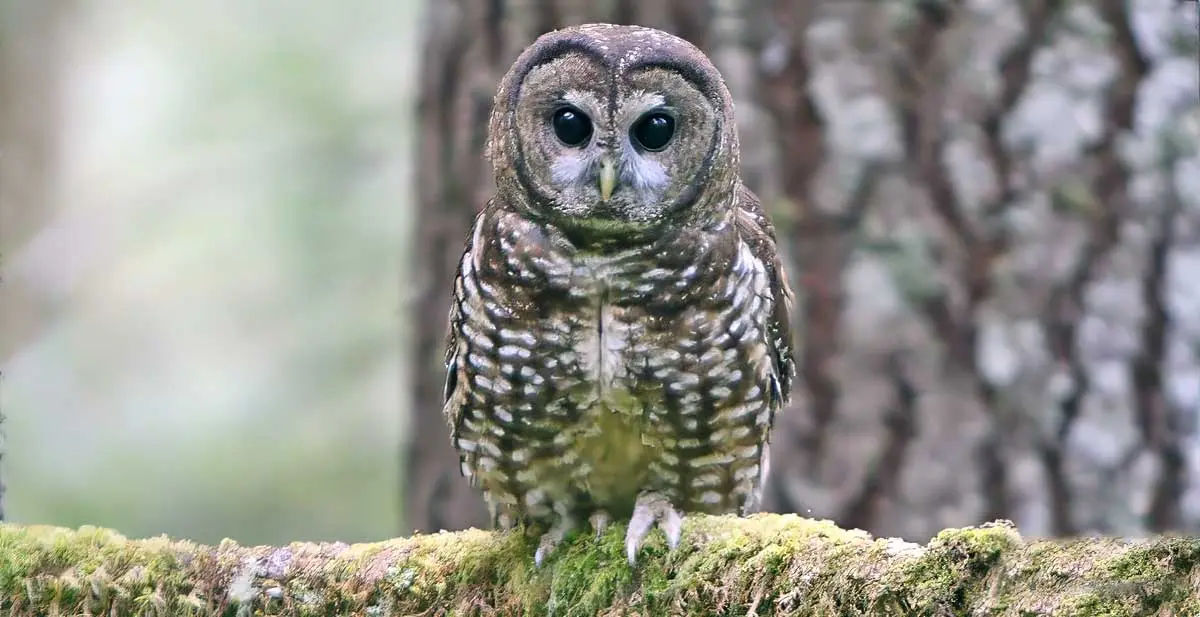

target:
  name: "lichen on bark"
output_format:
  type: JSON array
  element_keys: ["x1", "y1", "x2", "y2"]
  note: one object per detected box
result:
[{"x1": 0, "y1": 515, "x2": 1196, "y2": 616}]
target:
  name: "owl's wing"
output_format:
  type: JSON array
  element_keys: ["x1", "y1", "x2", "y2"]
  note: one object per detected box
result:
[
  {"x1": 442, "y1": 206, "x2": 491, "y2": 478},
  {"x1": 734, "y1": 185, "x2": 796, "y2": 410}
]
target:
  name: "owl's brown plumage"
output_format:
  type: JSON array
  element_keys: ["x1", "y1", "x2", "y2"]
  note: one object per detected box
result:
[{"x1": 442, "y1": 23, "x2": 794, "y2": 565}]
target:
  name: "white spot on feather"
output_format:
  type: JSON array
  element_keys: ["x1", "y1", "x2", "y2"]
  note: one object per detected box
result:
[{"x1": 577, "y1": 303, "x2": 629, "y2": 395}]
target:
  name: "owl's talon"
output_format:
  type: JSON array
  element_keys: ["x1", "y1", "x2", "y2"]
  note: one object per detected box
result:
[
  {"x1": 662, "y1": 508, "x2": 684, "y2": 550},
  {"x1": 624, "y1": 491, "x2": 684, "y2": 566},
  {"x1": 589, "y1": 511, "x2": 610, "y2": 538},
  {"x1": 534, "y1": 518, "x2": 575, "y2": 568}
]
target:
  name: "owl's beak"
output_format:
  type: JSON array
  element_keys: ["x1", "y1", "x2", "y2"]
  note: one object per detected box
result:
[{"x1": 598, "y1": 157, "x2": 617, "y2": 202}]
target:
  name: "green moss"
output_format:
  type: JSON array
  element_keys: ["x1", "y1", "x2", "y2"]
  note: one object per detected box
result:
[
  {"x1": 1, "y1": 518, "x2": 1197, "y2": 616},
  {"x1": 889, "y1": 520, "x2": 1021, "y2": 613},
  {"x1": 1106, "y1": 536, "x2": 1199, "y2": 580},
  {"x1": 0, "y1": 525, "x2": 199, "y2": 616},
  {"x1": 1099, "y1": 536, "x2": 1200, "y2": 612}
]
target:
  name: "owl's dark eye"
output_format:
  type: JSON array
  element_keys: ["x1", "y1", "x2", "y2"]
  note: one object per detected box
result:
[
  {"x1": 551, "y1": 107, "x2": 593, "y2": 147},
  {"x1": 631, "y1": 112, "x2": 675, "y2": 152}
]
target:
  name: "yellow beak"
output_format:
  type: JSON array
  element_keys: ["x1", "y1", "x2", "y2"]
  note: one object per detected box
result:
[{"x1": 599, "y1": 158, "x2": 617, "y2": 202}]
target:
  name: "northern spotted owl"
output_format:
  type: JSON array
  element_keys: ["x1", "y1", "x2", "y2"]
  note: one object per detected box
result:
[{"x1": 442, "y1": 23, "x2": 794, "y2": 565}]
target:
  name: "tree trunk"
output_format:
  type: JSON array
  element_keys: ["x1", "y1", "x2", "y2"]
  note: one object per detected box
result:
[
  {"x1": 755, "y1": 0, "x2": 1198, "y2": 541},
  {"x1": 0, "y1": 0, "x2": 81, "y2": 523}
]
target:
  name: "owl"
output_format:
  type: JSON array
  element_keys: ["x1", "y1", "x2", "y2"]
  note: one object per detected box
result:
[{"x1": 442, "y1": 23, "x2": 794, "y2": 566}]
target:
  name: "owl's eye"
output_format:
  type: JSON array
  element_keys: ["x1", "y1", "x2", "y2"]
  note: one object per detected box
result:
[
  {"x1": 631, "y1": 112, "x2": 675, "y2": 152},
  {"x1": 551, "y1": 107, "x2": 593, "y2": 147}
]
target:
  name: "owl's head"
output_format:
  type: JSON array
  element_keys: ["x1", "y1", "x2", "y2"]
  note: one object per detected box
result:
[{"x1": 488, "y1": 24, "x2": 740, "y2": 242}]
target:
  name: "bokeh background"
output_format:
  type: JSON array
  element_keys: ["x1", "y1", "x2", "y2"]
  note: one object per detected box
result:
[
  {"x1": 2, "y1": 0, "x2": 1198, "y2": 548},
  {"x1": 1, "y1": 0, "x2": 417, "y2": 545}
]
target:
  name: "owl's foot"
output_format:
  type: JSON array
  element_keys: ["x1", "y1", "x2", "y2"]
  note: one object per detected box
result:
[
  {"x1": 625, "y1": 491, "x2": 684, "y2": 566},
  {"x1": 534, "y1": 516, "x2": 576, "y2": 568},
  {"x1": 589, "y1": 510, "x2": 610, "y2": 538}
]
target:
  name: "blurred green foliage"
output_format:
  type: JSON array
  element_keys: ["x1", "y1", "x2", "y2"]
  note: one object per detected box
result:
[{"x1": 4, "y1": 0, "x2": 422, "y2": 545}]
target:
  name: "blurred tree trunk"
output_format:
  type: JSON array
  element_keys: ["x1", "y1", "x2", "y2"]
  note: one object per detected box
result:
[
  {"x1": 405, "y1": 0, "x2": 490, "y2": 534},
  {"x1": 407, "y1": 0, "x2": 1199, "y2": 538},
  {"x1": 0, "y1": 1, "x2": 76, "y2": 360},
  {"x1": 0, "y1": 0, "x2": 80, "y2": 522},
  {"x1": 756, "y1": 0, "x2": 1196, "y2": 540}
]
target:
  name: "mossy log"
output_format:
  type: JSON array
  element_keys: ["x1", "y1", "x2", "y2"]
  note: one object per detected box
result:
[{"x1": 1, "y1": 515, "x2": 1196, "y2": 616}]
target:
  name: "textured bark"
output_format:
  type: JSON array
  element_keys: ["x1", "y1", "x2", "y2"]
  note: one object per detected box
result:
[
  {"x1": 840, "y1": 351, "x2": 919, "y2": 531},
  {"x1": 1090, "y1": 0, "x2": 1181, "y2": 535},
  {"x1": 751, "y1": 0, "x2": 1197, "y2": 540},
  {"x1": 894, "y1": 0, "x2": 1016, "y2": 526},
  {"x1": 4, "y1": 519, "x2": 1198, "y2": 616},
  {"x1": 757, "y1": 0, "x2": 834, "y2": 480}
]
